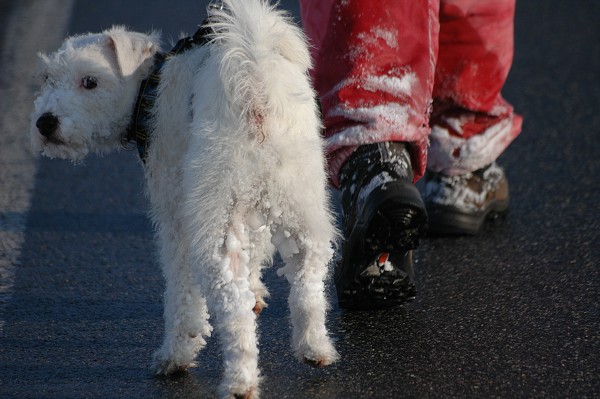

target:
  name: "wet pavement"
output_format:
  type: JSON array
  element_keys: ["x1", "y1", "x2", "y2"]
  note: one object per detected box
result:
[{"x1": 0, "y1": 1, "x2": 598, "y2": 398}]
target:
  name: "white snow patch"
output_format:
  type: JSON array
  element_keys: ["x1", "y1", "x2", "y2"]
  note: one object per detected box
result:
[
  {"x1": 278, "y1": 237, "x2": 300, "y2": 259},
  {"x1": 428, "y1": 115, "x2": 514, "y2": 175},
  {"x1": 441, "y1": 116, "x2": 464, "y2": 135},
  {"x1": 357, "y1": 27, "x2": 398, "y2": 48},
  {"x1": 271, "y1": 225, "x2": 300, "y2": 259},
  {"x1": 355, "y1": 171, "x2": 395, "y2": 213},
  {"x1": 381, "y1": 260, "x2": 394, "y2": 272},
  {"x1": 219, "y1": 256, "x2": 231, "y2": 270},
  {"x1": 247, "y1": 210, "x2": 266, "y2": 231},
  {"x1": 269, "y1": 204, "x2": 283, "y2": 219},
  {"x1": 270, "y1": 227, "x2": 286, "y2": 246},
  {"x1": 423, "y1": 163, "x2": 505, "y2": 212},
  {"x1": 326, "y1": 102, "x2": 413, "y2": 149},
  {"x1": 363, "y1": 72, "x2": 416, "y2": 97},
  {"x1": 225, "y1": 233, "x2": 241, "y2": 252},
  {"x1": 328, "y1": 102, "x2": 410, "y2": 131}
]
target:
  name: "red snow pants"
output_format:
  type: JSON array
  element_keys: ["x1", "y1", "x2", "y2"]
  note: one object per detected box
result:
[{"x1": 300, "y1": 0, "x2": 523, "y2": 186}]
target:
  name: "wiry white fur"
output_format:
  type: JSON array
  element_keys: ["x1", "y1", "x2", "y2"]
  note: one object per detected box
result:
[{"x1": 29, "y1": 1, "x2": 339, "y2": 398}]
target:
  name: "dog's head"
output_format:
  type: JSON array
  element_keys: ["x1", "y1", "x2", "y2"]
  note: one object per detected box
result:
[{"x1": 30, "y1": 26, "x2": 160, "y2": 161}]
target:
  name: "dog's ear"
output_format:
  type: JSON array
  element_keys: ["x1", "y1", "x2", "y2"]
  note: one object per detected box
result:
[{"x1": 105, "y1": 27, "x2": 156, "y2": 77}]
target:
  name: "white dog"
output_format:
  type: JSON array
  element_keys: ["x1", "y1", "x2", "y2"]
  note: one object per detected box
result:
[{"x1": 30, "y1": 1, "x2": 339, "y2": 397}]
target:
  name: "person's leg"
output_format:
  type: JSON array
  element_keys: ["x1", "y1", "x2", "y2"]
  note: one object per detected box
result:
[
  {"x1": 300, "y1": 0, "x2": 439, "y2": 185},
  {"x1": 424, "y1": 0, "x2": 523, "y2": 234},
  {"x1": 300, "y1": 0, "x2": 438, "y2": 308}
]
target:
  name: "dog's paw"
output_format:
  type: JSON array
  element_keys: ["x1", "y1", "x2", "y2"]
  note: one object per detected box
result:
[
  {"x1": 153, "y1": 359, "x2": 197, "y2": 376},
  {"x1": 297, "y1": 339, "x2": 340, "y2": 368},
  {"x1": 303, "y1": 352, "x2": 339, "y2": 368},
  {"x1": 252, "y1": 297, "x2": 268, "y2": 315},
  {"x1": 232, "y1": 388, "x2": 256, "y2": 399},
  {"x1": 152, "y1": 351, "x2": 197, "y2": 376},
  {"x1": 220, "y1": 384, "x2": 258, "y2": 399},
  {"x1": 303, "y1": 356, "x2": 329, "y2": 368}
]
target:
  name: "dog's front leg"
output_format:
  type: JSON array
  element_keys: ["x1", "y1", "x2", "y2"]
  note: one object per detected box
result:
[{"x1": 152, "y1": 220, "x2": 212, "y2": 375}]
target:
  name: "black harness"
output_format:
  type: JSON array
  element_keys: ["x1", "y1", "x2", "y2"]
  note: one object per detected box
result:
[{"x1": 123, "y1": 24, "x2": 212, "y2": 163}]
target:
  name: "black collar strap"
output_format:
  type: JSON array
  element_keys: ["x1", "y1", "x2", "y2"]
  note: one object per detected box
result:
[{"x1": 123, "y1": 24, "x2": 211, "y2": 163}]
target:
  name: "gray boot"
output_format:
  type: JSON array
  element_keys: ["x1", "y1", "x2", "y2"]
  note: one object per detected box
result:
[{"x1": 423, "y1": 162, "x2": 509, "y2": 235}]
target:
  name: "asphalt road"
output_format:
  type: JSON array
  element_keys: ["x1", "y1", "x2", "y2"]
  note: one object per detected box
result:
[{"x1": 1, "y1": 1, "x2": 598, "y2": 398}]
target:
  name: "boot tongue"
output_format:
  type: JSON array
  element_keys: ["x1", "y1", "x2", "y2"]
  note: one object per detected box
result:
[
  {"x1": 340, "y1": 142, "x2": 412, "y2": 196},
  {"x1": 339, "y1": 142, "x2": 413, "y2": 225},
  {"x1": 340, "y1": 142, "x2": 413, "y2": 187}
]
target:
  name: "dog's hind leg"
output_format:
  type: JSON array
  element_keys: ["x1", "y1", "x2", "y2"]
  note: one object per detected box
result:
[
  {"x1": 152, "y1": 220, "x2": 213, "y2": 375},
  {"x1": 247, "y1": 221, "x2": 274, "y2": 315},
  {"x1": 276, "y1": 234, "x2": 340, "y2": 367},
  {"x1": 199, "y1": 219, "x2": 261, "y2": 398}
]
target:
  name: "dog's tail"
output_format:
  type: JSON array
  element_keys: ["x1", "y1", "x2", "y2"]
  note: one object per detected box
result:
[{"x1": 203, "y1": 0, "x2": 316, "y2": 141}]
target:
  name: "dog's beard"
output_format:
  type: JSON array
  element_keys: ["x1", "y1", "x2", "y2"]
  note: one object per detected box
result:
[
  {"x1": 32, "y1": 130, "x2": 89, "y2": 162},
  {"x1": 41, "y1": 134, "x2": 66, "y2": 146}
]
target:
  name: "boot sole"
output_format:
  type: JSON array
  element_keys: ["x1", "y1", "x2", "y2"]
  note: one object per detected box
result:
[
  {"x1": 426, "y1": 198, "x2": 509, "y2": 235},
  {"x1": 338, "y1": 250, "x2": 417, "y2": 310},
  {"x1": 336, "y1": 182, "x2": 428, "y2": 310}
]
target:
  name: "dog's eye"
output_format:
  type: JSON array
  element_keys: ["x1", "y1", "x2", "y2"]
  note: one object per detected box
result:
[{"x1": 82, "y1": 76, "x2": 98, "y2": 90}]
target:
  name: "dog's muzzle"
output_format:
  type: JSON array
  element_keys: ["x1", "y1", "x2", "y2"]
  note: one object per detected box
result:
[{"x1": 36, "y1": 112, "x2": 59, "y2": 138}]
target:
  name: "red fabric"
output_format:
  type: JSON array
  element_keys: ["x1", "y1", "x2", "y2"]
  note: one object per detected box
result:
[{"x1": 300, "y1": 0, "x2": 522, "y2": 185}]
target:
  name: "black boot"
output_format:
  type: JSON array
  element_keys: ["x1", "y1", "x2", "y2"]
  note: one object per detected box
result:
[{"x1": 336, "y1": 142, "x2": 428, "y2": 310}]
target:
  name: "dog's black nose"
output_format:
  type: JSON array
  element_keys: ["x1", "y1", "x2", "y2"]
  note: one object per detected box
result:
[{"x1": 36, "y1": 113, "x2": 59, "y2": 137}]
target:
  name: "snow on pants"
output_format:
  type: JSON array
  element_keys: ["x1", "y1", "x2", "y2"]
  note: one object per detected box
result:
[{"x1": 300, "y1": 0, "x2": 523, "y2": 186}]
